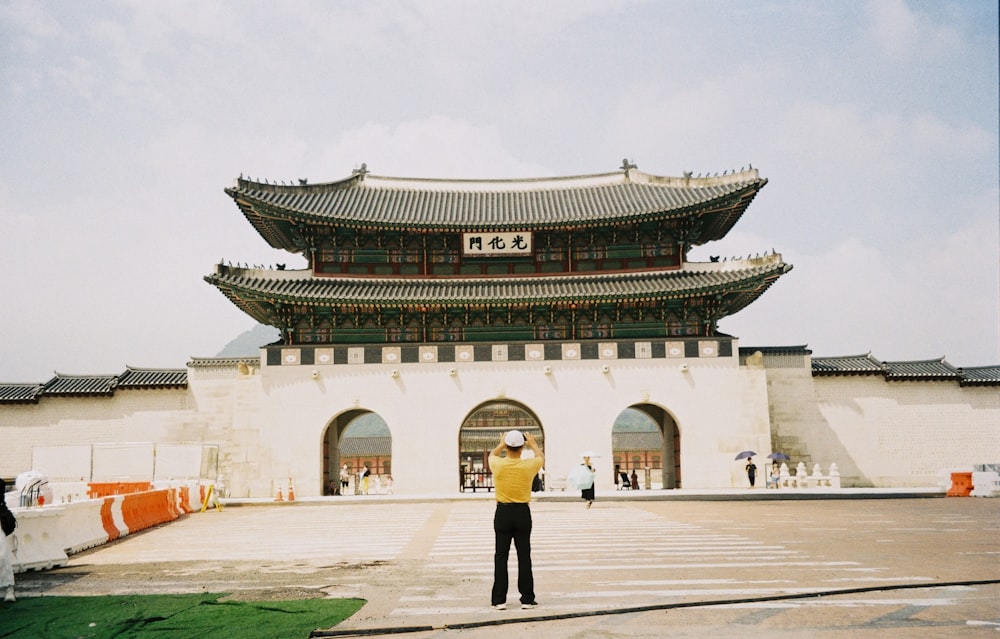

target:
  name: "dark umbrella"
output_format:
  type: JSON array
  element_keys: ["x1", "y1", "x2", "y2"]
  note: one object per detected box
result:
[
  {"x1": 767, "y1": 452, "x2": 790, "y2": 461},
  {"x1": 734, "y1": 450, "x2": 757, "y2": 460}
]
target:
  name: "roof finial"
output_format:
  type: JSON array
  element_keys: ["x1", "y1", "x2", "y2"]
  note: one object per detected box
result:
[
  {"x1": 353, "y1": 163, "x2": 369, "y2": 177},
  {"x1": 620, "y1": 158, "x2": 637, "y2": 172}
]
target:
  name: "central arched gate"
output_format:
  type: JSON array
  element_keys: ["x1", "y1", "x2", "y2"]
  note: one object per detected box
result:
[{"x1": 458, "y1": 400, "x2": 544, "y2": 492}]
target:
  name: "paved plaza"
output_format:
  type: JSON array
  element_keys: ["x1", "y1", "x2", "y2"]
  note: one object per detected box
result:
[{"x1": 10, "y1": 493, "x2": 1000, "y2": 638}]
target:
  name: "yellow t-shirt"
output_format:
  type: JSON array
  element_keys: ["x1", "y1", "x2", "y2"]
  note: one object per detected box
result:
[{"x1": 490, "y1": 454, "x2": 544, "y2": 504}]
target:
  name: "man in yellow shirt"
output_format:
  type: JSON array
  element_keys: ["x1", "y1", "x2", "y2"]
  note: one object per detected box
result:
[{"x1": 489, "y1": 430, "x2": 544, "y2": 610}]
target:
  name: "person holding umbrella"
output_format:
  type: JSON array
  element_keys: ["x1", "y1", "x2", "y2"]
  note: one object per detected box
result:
[
  {"x1": 766, "y1": 452, "x2": 789, "y2": 489},
  {"x1": 580, "y1": 455, "x2": 596, "y2": 508},
  {"x1": 735, "y1": 451, "x2": 757, "y2": 488},
  {"x1": 745, "y1": 457, "x2": 758, "y2": 487},
  {"x1": 767, "y1": 461, "x2": 781, "y2": 489}
]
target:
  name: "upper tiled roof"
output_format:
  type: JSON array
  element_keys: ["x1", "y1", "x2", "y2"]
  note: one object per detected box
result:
[
  {"x1": 225, "y1": 165, "x2": 766, "y2": 250},
  {"x1": 206, "y1": 254, "x2": 790, "y2": 311}
]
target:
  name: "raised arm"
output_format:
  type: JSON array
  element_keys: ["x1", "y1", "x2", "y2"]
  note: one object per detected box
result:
[
  {"x1": 491, "y1": 434, "x2": 507, "y2": 457},
  {"x1": 524, "y1": 433, "x2": 543, "y2": 461}
]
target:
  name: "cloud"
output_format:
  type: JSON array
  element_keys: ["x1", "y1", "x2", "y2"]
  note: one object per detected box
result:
[
  {"x1": 312, "y1": 117, "x2": 553, "y2": 179},
  {"x1": 865, "y1": 0, "x2": 963, "y2": 61},
  {"x1": 713, "y1": 208, "x2": 999, "y2": 365}
]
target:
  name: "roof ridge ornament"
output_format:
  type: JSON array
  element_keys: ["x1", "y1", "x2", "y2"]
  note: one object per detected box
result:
[
  {"x1": 620, "y1": 158, "x2": 637, "y2": 180},
  {"x1": 352, "y1": 163, "x2": 369, "y2": 179}
]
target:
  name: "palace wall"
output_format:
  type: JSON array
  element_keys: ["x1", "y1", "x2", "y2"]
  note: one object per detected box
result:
[
  {"x1": 0, "y1": 391, "x2": 193, "y2": 480},
  {"x1": 2, "y1": 347, "x2": 997, "y2": 496},
  {"x1": 755, "y1": 351, "x2": 1000, "y2": 487},
  {"x1": 809, "y1": 376, "x2": 999, "y2": 487},
  {"x1": 201, "y1": 350, "x2": 768, "y2": 497}
]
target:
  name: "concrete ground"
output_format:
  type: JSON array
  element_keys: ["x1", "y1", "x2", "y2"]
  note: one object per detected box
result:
[{"x1": 9, "y1": 490, "x2": 1000, "y2": 638}]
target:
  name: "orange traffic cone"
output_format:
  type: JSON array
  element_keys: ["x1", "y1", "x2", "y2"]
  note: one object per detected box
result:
[
  {"x1": 275, "y1": 486, "x2": 284, "y2": 502},
  {"x1": 287, "y1": 478, "x2": 296, "y2": 502}
]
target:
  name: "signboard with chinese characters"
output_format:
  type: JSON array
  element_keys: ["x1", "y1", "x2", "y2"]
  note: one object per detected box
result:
[{"x1": 462, "y1": 232, "x2": 533, "y2": 256}]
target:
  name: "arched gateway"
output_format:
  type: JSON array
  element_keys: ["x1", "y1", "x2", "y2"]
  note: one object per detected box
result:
[
  {"x1": 204, "y1": 162, "x2": 792, "y2": 496},
  {"x1": 459, "y1": 401, "x2": 544, "y2": 492}
]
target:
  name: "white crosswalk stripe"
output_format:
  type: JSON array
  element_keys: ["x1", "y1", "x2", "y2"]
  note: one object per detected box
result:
[
  {"x1": 389, "y1": 501, "x2": 929, "y2": 617},
  {"x1": 77, "y1": 504, "x2": 433, "y2": 564}
]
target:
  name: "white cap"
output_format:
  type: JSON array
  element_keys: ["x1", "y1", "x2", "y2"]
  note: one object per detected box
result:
[{"x1": 504, "y1": 430, "x2": 525, "y2": 447}]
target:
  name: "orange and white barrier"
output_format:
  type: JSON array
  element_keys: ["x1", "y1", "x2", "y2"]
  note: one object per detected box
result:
[{"x1": 7, "y1": 486, "x2": 196, "y2": 574}]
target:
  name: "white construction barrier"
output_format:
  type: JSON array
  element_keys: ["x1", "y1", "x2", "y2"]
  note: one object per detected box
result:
[
  {"x1": 6, "y1": 487, "x2": 193, "y2": 574},
  {"x1": 58, "y1": 499, "x2": 112, "y2": 554},
  {"x1": 8, "y1": 506, "x2": 69, "y2": 572},
  {"x1": 971, "y1": 471, "x2": 1000, "y2": 497}
]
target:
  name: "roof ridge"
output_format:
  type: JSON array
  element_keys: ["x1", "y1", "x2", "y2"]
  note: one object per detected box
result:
[{"x1": 231, "y1": 166, "x2": 763, "y2": 194}]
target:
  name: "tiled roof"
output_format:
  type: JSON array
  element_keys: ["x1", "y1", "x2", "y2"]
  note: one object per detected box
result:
[
  {"x1": 811, "y1": 353, "x2": 884, "y2": 375},
  {"x1": 187, "y1": 356, "x2": 260, "y2": 368},
  {"x1": 340, "y1": 436, "x2": 393, "y2": 457},
  {"x1": 118, "y1": 366, "x2": 188, "y2": 389},
  {"x1": 42, "y1": 373, "x2": 119, "y2": 396},
  {"x1": 612, "y1": 432, "x2": 664, "y2": 451},
  {"x1": 883, "y1": 357, "x2": 958, "y2": 381},
  {"x1": 0, "y1": 384, "x2": 43, "y2": 404},
  {"x1": 205, "y1": 255, "x2": 791, "y2": 310},
  {"x1": 225, "y1": 167, "x2": 766, "y2": 249},
  {"x1": 958, "y1": 365, "x2": 1000, "y2": 386},
  {"x1": 739, "y1": 345, "x2": 811, "y2": 355},
  {"x1": 812, "y1": 354, "x2": 997, "y2": 385},
  {"x1": 0, "y1": 368, "x2": 188, "y2": 402}
]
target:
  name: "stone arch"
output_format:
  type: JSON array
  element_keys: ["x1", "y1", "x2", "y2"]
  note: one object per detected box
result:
[
  {"x1": 321, "y1": 409, "x2": 393, "y2": 495},
  {"x1": 612, "y1": 404, "x2": 681, "y2": 489},
  {"x1": 457, "y1": 399, "x2": 545, "y2": 493}
]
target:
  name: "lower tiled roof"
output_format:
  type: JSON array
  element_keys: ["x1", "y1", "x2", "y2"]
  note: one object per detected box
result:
[
  {"x1": 0, "y1": 383, "x2": 43, "y2": 404},
  {"x1": 118, "y1": 366, "x2": 188, "y2": 389},
  {"x1": 812, "y1": 354, "x2": 999, "y2": 385},
  {"x1": 206, "y1": 256, "x2": 791, "y2": 312},
  {"x1": 957, "y1": 365, "x2": 1000, "y2": 386},
  {"x1": 0, "y1": 368, "x2": 188, "y2": 403},
  {"x1": 43, "y1": 373, "x2": 119, "y2": 396},
  {"x1": 883, "y1": 357, "x2": 958, "y2": 380},
  {"x1": 187, "y1": 357, "x2": 260, "y2": 368},
  {"x1": 812, "y1": 353, "x2": 884, "y2": 375}
]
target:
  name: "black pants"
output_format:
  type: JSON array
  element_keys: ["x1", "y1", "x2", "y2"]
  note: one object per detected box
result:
[{"x1": 492, "y1": 503, "x2": 535, "y2": 605}]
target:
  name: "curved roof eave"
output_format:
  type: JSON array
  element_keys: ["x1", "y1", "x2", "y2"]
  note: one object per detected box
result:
[
  {"x1": 204, "y1": 260, "x2": 790, "y2": 309},
  {"x1": 224, "y1": 168, "x2": 766, "y2": 236}
]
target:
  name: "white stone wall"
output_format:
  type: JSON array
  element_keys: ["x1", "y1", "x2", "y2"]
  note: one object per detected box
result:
[
  {"x1": 0, "y1": 390, "x2": 193, "y2": 481},
  {"x1": 811, "y1": 376, "x2": 1000, "y2": 486},
  {"x1": 217, "y1": 350, "x2": 761, "y2": 496},
  {"x1": 3, "y1": 347, "x2": 997, "y2": 495}
]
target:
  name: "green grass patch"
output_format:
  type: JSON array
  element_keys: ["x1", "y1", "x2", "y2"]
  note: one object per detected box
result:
[{"x1": 0, "y1": 593, "x2": 365, "y2": 639}]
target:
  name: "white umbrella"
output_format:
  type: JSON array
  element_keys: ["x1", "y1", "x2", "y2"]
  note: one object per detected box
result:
[{"x1": 567, "y1": 464, "x2": 595, "y2": 490}]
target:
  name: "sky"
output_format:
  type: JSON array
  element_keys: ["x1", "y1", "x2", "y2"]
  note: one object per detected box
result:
[{"x1": 1, "y1": 0, "x2": 997, "y2": 383}]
